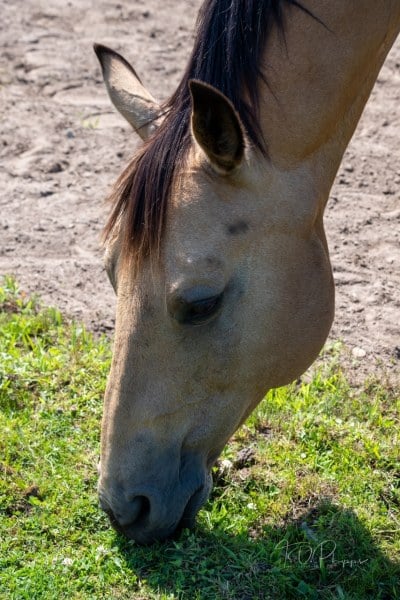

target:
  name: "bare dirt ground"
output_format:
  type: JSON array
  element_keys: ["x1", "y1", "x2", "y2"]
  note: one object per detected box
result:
[{"x1": 1, "y1": 1, "x2": 399, "y2": 381}]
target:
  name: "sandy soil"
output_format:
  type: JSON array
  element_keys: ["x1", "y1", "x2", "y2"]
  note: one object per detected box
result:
[{"x1": 1, "y1": 1, "x2": 399, "y2": 381}]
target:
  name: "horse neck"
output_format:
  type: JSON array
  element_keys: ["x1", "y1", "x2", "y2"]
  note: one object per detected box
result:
[{"x1": 259, "y1": 0, "x2": 400, "y2": 186}]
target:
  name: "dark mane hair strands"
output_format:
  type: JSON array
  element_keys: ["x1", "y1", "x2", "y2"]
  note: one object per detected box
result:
[{"x1": 103, "y1": 0, "x2": 309, "y2": 271}]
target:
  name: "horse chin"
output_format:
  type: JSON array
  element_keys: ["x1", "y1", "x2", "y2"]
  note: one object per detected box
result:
[
  {"x1": 177, "y1": 470, "x2": 213, "y2": 533},
  {"x1": 164, "y1": 471, "x2": 214, "y2": 542}
]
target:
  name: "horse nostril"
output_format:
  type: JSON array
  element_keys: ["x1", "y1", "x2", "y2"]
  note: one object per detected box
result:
[
  {"x1": 135, "y1": 495, "x2": 151, "y2": 522},
  {"x1": 116, "y1": 495, "x2": 150, "y2": 528}
]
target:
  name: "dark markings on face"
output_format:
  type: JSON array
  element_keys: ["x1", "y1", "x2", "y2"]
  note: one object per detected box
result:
[{"x1": 226, "y1": 220, "x2": 249, "y2": 236}]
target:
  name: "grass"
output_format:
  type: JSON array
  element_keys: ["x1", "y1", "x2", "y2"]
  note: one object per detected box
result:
[{"x1": 0, "y1": 275, "x2": 399, "y2": 599}]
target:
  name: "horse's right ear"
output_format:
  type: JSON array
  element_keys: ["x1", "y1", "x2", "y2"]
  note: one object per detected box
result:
[
  {"x1": 189, "y1": 80, "x2": 246, "y2": 174},
  {"x1": 94, "y1": 44, "x2": 161, "y2": 140}
]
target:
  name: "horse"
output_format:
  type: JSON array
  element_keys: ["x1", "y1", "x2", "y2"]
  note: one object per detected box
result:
[{"x1": 94, "y1": 0, "x2": 400, "y2": 544}]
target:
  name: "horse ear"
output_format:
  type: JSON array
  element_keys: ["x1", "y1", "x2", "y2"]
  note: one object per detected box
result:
[
  {"x1": 189, "y1": 80, "x2": 245, "y2": 174},
  {"x1": 94, "y1": 44, "x2": 161, "y2": 140}
]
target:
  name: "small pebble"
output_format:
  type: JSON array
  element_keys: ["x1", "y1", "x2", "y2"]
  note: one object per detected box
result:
[
  {"x1": 352, "y1": 347, "x2": 366, "y2": 358},
  {"x1": 47, "y1": 162, "x2": 63, "y2": 174}
]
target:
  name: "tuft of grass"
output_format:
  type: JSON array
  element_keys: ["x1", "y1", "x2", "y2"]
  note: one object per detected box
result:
[
  {"x1": 78, "y1": 111, "x2": 100, "y2": 130},
  {"x1": 0, "y1": 277, "x2": 399, "y2": 599}
]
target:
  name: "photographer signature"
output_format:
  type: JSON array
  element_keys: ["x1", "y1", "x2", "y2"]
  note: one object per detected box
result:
[{"x1": 276, "y1": 539, "x2": 369, "y2": 569}]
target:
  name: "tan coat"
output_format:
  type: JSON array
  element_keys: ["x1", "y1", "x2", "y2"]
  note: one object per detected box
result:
[{"x1": 95, "y1": 1, "x2": 400, "y2": 543}]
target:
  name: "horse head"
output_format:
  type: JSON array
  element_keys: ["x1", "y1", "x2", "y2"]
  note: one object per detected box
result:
[{"x1": 94, "y1": 41, "x2": 334, "y2": 543}]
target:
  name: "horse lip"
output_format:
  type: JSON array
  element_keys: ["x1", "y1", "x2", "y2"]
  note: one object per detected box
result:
[
  {"x1": 120, "y1": 515, "x2": 183, "y2": 545},
  {"x1": 179, "y1": 485, "x2": 206, "y2": 528},
  {"x1": 177, "y1": 471, "x2": 213, "y2": 532}
]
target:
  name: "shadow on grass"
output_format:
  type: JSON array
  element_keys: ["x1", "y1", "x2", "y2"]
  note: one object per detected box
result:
[{"x1": 114, "y1": 500, "x2": 399, "y2": 600}]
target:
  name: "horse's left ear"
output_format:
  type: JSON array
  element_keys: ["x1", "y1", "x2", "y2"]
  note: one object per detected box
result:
[
  {"x1": 189, "y1": 80, "x2": 246, "y2": 174},
  {"x1": 94, "y1": 44, "x2": 160, "y2": 140}
]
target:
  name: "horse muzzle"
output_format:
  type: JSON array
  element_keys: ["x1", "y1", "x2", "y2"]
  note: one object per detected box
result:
[{"x1": 98, "y1": 468, "x2": 212, "y2": 544}]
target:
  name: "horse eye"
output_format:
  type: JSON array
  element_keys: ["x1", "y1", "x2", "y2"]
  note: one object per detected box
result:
[{"x1": 172, "y1": 293, "x2": 223, "y2": 325}]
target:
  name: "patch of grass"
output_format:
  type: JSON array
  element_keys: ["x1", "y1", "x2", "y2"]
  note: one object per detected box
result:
[{"x1": 1, "y1": 277, "x2": 399, "y2": 599}]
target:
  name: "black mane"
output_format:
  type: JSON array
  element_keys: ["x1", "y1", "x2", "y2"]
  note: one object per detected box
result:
[{"x1": 104, "y1": 0, "x2": 308, "y2": 267}]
